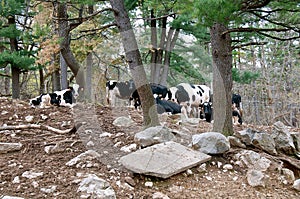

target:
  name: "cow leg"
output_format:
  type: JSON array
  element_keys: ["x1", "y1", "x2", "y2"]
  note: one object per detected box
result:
[{"x1": 181, "y1": 106, "x2": 188, "y2": 121}]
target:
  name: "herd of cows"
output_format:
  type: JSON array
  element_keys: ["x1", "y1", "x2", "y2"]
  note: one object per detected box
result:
[
  {"x1": 106, "y1": 80, "x2": 243, "y2": 124},
  {"x1": 29, "y1": 80, "x2": 243, "y2": 125}
]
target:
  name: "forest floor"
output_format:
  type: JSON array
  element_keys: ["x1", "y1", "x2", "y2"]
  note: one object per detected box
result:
[{"x1": 0, "y1": 97, "x2": 300, "y2": 199}]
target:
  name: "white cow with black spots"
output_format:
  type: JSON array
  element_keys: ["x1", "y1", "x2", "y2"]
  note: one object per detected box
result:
[{"x1": 168, "y1": 83, "x2": 211, "y2": 119}]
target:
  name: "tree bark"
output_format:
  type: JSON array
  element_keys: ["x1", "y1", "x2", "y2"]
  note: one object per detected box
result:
[
  {"x1": 150, "y1": 9, "x2": 158, "y2": 83},
  {"x1": 160, "y1": 28, "x2": 179, "y2": 86},
  {"x1": 85, "y1": 52, "x2": 93, "y2": 100},
  {"x1": 60, "y1": 53, "x2": 68, "y2": 89},
  {"x1": 57, "y1": 2, "x2": 85, "y2": 88},
  {"x1": 154, "y1": 17, "x2": 167, "y2": 84},
  {"x1": 109, "y1": 0, "x2": 160, "y2": 127},
  {"x1": 5, "y1": 65, "x2": 10, "y2": 95},
  {"x1": 8, "y1": 16, "x2": 20, "y2": 99},
  {"x1": 39, "y1": 69, "x2": 44, "y2": 94},
  {"x1": 210, "y1": 23, "x2": 233, "y2": 136}
]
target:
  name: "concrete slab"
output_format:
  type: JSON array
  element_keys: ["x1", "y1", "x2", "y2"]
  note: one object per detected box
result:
[{"x1": 119, "y1": 141, "x2": 211, "y2": 179}]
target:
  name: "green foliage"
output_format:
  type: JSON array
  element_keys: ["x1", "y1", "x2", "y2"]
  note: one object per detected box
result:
[
  {"x1": 169, "y1": 53, "x2": 206, "y2": 84},
  {"x1": 0, "y1": 24, "x2": 21, "y2": 38},
  {"x1": 191, "y1": 0, "x2": 241, "y2": 26},
  {"x1": 232, "y1": 68, "x2": 259, "y2": 84},
  {"x1": 0, "y1": 0, "x2": 25, "y2": 16},
  {"x1": 0, "y1": 50, "x2": 35, "y2": 70}
]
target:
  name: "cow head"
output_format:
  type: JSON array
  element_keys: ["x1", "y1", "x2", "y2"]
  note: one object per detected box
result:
[
  {"x1": 168, "y1": 87, "x2": 178, "y2": 102},
  {"x1": 72, "y1": 84, "x2": 80, "y2": 99}
]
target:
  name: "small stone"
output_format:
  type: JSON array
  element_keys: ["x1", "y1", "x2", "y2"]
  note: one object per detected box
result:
[
  {"x1": 25, "y1": 115, "x2": 34, "y2": 123},
  {"x1": 153, "y1": 192, "x2": 170, "y2": 199},
  {"x1": 281, "y1": 168, "x2": 295, "y2": 184},
  {"x1": 247, "y1": 170, "x2": 265, "y2": 187},
  {"x1": 12, "y1": 176, "x2": 20, "y2": 184},
  {"x1": 217, "y1": 161, "x2": 222, "y2": 168},
  {"x1": 124, "y1": 176, "x2": 136, "y2": 187},
  {"x1": 293, "y1": 179, "x2": 300, "y2": 191},
  {"x1": 223, "y1": 164, "x2": 233, "y2": 170},
  {"x1": 197, "y1": 163, "x2": 207, "y2": 172},
  {"x1": 184, "y1": 169, "x2": 192, "y2": 176},
  {"x1": 22, "y1": 170, "x2": 43, "y2": 179},
  {"x1": 145, "y1": 181, "x2": 153, "y2": 187},
  {"x1": 205, "y1": 176, "x2": 212, "y2": 181}
]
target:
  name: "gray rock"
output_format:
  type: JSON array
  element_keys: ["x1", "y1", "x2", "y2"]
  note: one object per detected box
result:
[
  {"x1": 272, "y1": 121, "x2": 296, "y2": 155},
  {"x1": 120, "y1": 141, "x2": 211, "y2": 179},
  {"x1": 1, "y1": 196, "x2": 24, "y2": 199},
  {"x1": 247, "y1": 169, "x2": 265, "y2": 187},
  {"x1": 293, "y1": 179, "x2": 300, "y2": 191},
  {"x1": 153, "y1": 192, "x2": 170, "y2": 199},
  {"x1": 21, "y1": 170, "x2": 44, "y2": 179},
  {"x1": 234, "y1": 129, "x2": 256, "y2": 146},
  {"x1": 192, "y1": 132, "x2": 230, "y2": 154},
  {"x1": 66, "y1": 150, "x2": 101, "y2": 168},
  {"x1": 234, "y1": 150, "x2": 271, "y2": 171},
  {"x1": 0, "y1": 142, "x2": 22, "y2": 154},
  {"x1": 291, "y1": 132, "x2": 300, "y2": 151},
  {"x1": 228, "y1": 136, "x2": 246, "y2": 148},
  {"x1": 77, "y1": 174, "x2": 116, "y2": 199},
  {"x1": 134, "y1": 126, "x2": 176, "y2": 148},
  {"x1": 252, "y1": 132, "x2": 277, "y2": 155},
  {"x1": 281, "y1": 168, "x2": 295, "y2": 184},
  {"x1": 113, "y1": 116, "x2": 135, "y2": 127}
]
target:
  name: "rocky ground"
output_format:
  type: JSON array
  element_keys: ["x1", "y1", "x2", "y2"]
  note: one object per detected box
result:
[{"x1": 0, "y1": 97, "x2": 299, "y2": 198}]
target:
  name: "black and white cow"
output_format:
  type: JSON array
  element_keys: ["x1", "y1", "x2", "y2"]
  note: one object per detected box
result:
[
  {"x1": 168, "y1": 83, "x2": 211, "y2": 118},
  {"x1": 232, "y1": 93, "x2": 243, "y2": 125},
  {"x1": 131, "y1": 83, "x2": 169, "y2": 109},
  {"x1": 232, "y1": 93, "x2": 242, "y2": 110},
  {"x1": 200, "y1": 101, "x2": 213, "y2": 122},
  {"x1": 106, "y1": 80, "x2": 136, "y2": 106},
  {"x1": 30, "y1": 84, "x2": 80, "y2": 108},
  {"x1": 155, "y1": 95, "x2": 181, "y2": 114}
]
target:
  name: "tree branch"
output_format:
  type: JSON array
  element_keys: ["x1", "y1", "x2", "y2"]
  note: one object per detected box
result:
[
  {"x1": 232, "y1": 41, "x2": 268, "y2": 50},
  {"x1": 241, "y1": 0, "x2": 272, "y2": 10},
  {"x1": 0, "y1": 124, "x2": 75, "y2": 134},
  {"x1": 133, "y1": 12, "x2": 177, "y2": 21},
  {"x1": 223, "y1": 27, "x2": 290, "y2": 35},
  {"x1": 52, "y1": 7, "x2": 114, "y2": 22},
  {"x1": 79, "y1": 23, "x2": 117, "y2": 33},
  {"x1": 249, "y1": 10, "x2": 300, "y2": 32},
  {"x1": 257, "y1": 32, "x2": 300, "y2": 41}
]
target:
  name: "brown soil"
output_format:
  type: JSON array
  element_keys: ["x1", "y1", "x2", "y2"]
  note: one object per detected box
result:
[{"x1": 0, "y1": 97, "x2": 299, "y2": 198}]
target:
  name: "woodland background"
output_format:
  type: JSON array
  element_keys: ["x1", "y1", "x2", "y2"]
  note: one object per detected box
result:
[{"x1": 0, "y1": 0, "x2": 299, "y2": 127}]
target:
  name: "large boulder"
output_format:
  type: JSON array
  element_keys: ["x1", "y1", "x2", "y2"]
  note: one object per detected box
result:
[
  {"x1": 252, "y1": 132, "x2": 277, "y2": 155},
  {"x1": 134, "y1": 126, "x2": 176, "y2": 148},
  {"x1": 191, "y1": 132, "x2": 230, "y2": 155},
  {"x1": 120, "y1": 141, "x2": 211, "y2": 179},
  {"x1": 272, "y1": 121, "x2": 296, "y2": 155}
]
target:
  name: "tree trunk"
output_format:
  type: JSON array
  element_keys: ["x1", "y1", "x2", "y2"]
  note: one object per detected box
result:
[
  {"x1": 210, "y1": 23, "x2": 233, "y2": 136},
  {"x1": 60, "y1": 53, "x2": 68, "y2": 89},
  {"x1": 109, "y1": 0, "x2": 160, "y2": 127},
  {"x1": 52, "y1": 69, "x2": 61, "y2": 91},
  {"x1": 153, "y1": 17, "x2": 167, "y2": 83},
  {"x1": 4, "y1": 66, "x2": 10, "y2": 95},
  {"x1": 8, "y1": 16, "x2": 20, "y2": 99},
  {"x1": 85, "y1": 52, "x2": 93, "y2": 100},
  {"x1": 160, "y1": 28, "x2": 179, "y2": 86},
  {"x1": 39, "y1": 69, "x2": 44, "y2": 94},
  {"x1": 150, "y1": 9, "x2": 158, "y2": 83},
  {"x1": 84, "y1": 5, "x2": 94, "y2": 100},
  {"x1": 57, "y1": 2, "x2": 85, "y2": 88}
]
